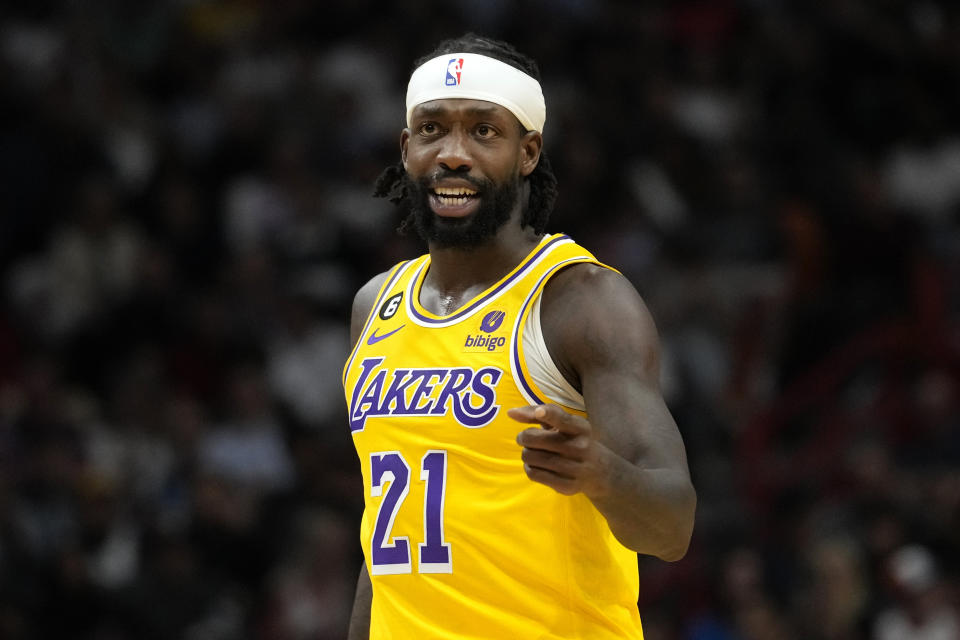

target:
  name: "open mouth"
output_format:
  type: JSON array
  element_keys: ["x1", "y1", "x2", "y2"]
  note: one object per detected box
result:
[
  {"x1": 431, "y1": 186, "x2": 478, "y2": 206},
  {"x1": 429, "y1": 186, "x2": 481, "y2": 217}
]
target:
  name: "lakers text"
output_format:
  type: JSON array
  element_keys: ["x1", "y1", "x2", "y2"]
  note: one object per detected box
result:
[{"x1": 349, "y1": 357, "x2": 502, "y2": 432}]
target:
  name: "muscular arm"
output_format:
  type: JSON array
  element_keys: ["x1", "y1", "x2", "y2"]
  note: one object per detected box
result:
[
  {"x1": 511, "y1": 265, "x2": 696, "y2": 561},
  {"x1": 346, "y1": 271, "x2": 390, "y2": 640}
]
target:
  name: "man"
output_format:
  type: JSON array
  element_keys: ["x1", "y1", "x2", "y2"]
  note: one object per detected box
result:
[{"x1": 342, "y1": 34, "x2": 696, "y2": 639}]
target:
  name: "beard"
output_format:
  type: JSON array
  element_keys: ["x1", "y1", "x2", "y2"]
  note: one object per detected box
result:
[{"x1": 400, "y1": 170, "x2": 521, "y2": 249}]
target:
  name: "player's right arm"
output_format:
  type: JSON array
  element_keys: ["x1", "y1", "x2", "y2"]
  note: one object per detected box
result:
[
  {"x1": 348, "y1": 563, "x2": 372, "y2": 640},
  {"x1": 349, "y1": 271, "x2": 392, "y2": 353},
  {"x1": 347, "y1": 271, "x2": 390, "y2": 640}
]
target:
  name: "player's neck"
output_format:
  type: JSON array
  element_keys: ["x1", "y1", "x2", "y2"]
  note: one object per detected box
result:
[{"x1": 421, "y1": 221, "x2": 541, "y2": 315}]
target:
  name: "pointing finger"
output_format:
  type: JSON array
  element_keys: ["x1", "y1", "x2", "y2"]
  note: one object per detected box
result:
[
  {"x1": 508, "y1": 404, "x2": 591, "y2": 436},
  {"x1": 507, "y1": 405, "x2": 548, "y2": 424}
]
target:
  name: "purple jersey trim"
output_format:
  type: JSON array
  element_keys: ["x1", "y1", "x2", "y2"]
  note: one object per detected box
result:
[
  {"x1": 510, "y1": 256, "x2": 596, "y2": 407},
  {"x1": 406, "y1": 235, "x2": 571, "y2": 327}
]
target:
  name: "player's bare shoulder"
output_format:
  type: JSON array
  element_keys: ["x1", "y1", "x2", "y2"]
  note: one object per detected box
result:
[
  {"x1": 540, "y1": 262, "x2": 660, "y2": 382},
  {"x1": 350, "y1": 271, "x2": 393, "y2": 347},
  {"x1": 541, "y1": 262, "x2": 650, "y2": 325}
]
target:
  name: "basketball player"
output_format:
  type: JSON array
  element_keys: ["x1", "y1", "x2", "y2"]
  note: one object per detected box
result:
[{"x1": 342, "y1": 34, "x2": 696, "y2": 639}]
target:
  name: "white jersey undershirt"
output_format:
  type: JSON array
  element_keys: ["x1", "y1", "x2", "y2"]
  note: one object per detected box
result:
[{"x1": 522, "y1": 292, "x2": 586, "y2": 411}]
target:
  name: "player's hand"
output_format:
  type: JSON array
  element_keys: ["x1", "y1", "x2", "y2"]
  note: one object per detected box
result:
[{"x1": 509, "y1": 404, "x2": 611, "y2": 498}]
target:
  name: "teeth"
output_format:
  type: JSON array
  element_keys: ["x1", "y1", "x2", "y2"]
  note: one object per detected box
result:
[
  {"x1": 434, "y1": 186, "x2": 477, "y2": 196},
  {"x1": 436, "y1": 195, "x2": 470, "y2": 206}
]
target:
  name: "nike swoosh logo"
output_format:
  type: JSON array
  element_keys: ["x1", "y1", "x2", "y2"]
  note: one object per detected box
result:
[{"x1": 367, "y1": 325, "x2": 405, "y2": 346}]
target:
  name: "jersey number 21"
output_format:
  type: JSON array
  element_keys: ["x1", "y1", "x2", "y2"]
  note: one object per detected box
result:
[{"x1": 370, "y1": 450, "x2": 452, "y2": 575}]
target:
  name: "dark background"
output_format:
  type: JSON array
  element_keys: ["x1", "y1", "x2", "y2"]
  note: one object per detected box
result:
[{"x1": 0, "y1": 1, "x2": 958, "y2": 639}]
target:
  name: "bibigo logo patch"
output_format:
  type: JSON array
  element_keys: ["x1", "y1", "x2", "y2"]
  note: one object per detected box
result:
[{"x1": 464, "y1": 310, "x2": 507, "y2": 353}]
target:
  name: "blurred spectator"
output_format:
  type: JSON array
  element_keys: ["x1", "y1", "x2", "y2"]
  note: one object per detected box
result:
[
  {"x1": 257, "y1": 508, "x2": 355, "y2": 640},
  {"x1": 197, "y1": 363, "x2": 295, "y2": 493},
  {"x1": 265, "y1": 286, "x2": 350, "y2": 429},
  {"x1": 8, "y1": 172, "x2": 144, "y2": 342},
  {"x1": 873, "y1": 545, "x2": 960, "y2": 640}
]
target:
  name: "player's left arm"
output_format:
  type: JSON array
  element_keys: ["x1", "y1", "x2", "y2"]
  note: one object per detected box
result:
[{"x1": 510, "y1": 264, "x2": 696, "y2": 561}]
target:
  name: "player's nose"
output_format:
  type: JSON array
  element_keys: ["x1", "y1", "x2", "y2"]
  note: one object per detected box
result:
[{"x1": 436, "y1": 128, "x2": 472, "y2": 172}]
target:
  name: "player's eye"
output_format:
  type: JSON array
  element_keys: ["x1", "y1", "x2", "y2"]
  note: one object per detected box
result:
[
  {"x1": 418, "y1": 122, "x2": 439, "y2": 135},
  {"x1": 475, "y1": 124, "x2": 496, "y2": 138}
]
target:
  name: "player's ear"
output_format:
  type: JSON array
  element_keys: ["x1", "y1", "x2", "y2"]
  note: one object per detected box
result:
[
  {"x1": 401, "y1": 129, "x2": 411, "y2": 170},
  {"x1": 519, "y1": 130, "x2": 542, "y2": 177}
]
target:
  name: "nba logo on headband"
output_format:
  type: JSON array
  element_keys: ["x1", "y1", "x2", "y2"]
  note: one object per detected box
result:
[{"x1": 445, "y1": 58, "x2": 463, "y2": 86}]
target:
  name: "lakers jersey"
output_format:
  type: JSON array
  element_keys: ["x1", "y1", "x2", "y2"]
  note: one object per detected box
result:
[{"x1": 342, "y1": 234, "x2": 644, "y2": 639}]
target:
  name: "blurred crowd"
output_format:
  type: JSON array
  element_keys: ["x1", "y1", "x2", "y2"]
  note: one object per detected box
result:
[{"x1": 1, "y1": 1, "x2": 958, "y2": 639}]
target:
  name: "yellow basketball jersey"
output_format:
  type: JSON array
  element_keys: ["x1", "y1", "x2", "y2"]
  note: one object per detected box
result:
[{"x1": 342, "y1": 234, "x2": 644, "y2": 639}]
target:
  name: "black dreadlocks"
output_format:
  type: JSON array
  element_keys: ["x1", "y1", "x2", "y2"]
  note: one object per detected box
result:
[{"x1": 373, "y1": 34, "x2": 558, "y2": 236}]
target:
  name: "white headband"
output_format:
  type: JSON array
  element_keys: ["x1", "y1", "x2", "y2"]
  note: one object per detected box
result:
[{"x1": 405, "y1": 53, "x2": 546, "y2": 133}]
